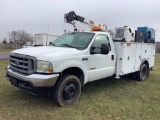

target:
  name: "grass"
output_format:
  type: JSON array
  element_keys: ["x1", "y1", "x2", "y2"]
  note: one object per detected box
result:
[
  {"x1": 0, "y1": 54, "x2": 160, "y2": 120},
  {"x1": 0, "y1": 48, "x2": 15, "y2": 52}
]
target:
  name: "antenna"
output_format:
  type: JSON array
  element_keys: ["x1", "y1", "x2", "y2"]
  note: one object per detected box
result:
[{"x1": 46, "y1": 22, "x2": 50, "y2": 46}]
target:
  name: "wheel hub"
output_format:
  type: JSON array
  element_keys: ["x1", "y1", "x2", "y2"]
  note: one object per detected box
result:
[{"x1": 63, "y1": 83, "x2": 77, "y2": 100}]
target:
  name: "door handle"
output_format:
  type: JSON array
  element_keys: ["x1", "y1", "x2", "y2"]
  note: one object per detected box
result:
[{"x1": 111, "y1": 55, "x2": 114, "y2": 60}]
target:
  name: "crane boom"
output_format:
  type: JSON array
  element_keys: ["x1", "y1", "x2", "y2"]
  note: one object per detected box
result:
[{"x1": 64, "y1": 11, "x2": 107, "y2": 32}]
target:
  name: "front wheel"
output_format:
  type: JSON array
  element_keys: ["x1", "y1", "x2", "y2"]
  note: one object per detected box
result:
[{"x1": 53, "y1": 74, "x2": 81, "y2": 107}]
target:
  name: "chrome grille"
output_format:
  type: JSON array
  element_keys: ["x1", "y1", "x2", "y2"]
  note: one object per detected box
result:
[{"x1": 10, "y1": 53, "x2": 36, "y2": 75}]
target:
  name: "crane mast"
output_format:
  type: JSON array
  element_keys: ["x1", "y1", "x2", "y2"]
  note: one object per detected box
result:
[{"x1": 64, "y1": 11, "x2": 107, "y2": 32}]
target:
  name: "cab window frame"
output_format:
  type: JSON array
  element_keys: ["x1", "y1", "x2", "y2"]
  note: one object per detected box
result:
[{"x1": 90, "y1": 34, "x2": 111, "y2": 54}]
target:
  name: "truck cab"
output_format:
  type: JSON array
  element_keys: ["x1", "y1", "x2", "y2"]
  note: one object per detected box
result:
[
  {"x1": 6, "y1": 31, "x2": 116, "y2": 106},
  {"x1": 50, "y1": 31, "x2": 116, "y2": 82}
]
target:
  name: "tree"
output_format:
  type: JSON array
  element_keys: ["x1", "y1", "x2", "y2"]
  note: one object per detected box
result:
[
  {"x1": 9, "y1": 39, "x2": 14, "y2": 48},
  {"x1": 10, "y1": 41, "x2": 13, "y2": 44},
  {"x1": 17, "y1": 30, "x2": 27, "y2": 47},
  {"x1": 3, "y1": 38, "x2": 7, "y2": 44},
  {"x1": 8, "y1": 31, "x2": 18, "y2": 48},
  {"x1": 2, "y1": 38, "x2": 7, "y2": 48},
  {"x1": 8, "y1": 30, "x2": 34, "y2": 48}
]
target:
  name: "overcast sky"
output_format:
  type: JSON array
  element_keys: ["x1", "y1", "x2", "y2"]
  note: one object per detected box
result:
[{"x1": 0, "y1": 0, "x2": 160, "y2": 41}]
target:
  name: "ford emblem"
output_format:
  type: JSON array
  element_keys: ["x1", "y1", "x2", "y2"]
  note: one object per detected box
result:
[{"x1": 15, "y1": 61, "x2": 19, "y2": 65}]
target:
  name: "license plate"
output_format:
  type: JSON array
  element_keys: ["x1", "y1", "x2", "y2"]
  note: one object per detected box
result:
[{"x1": 10, "y1": 77, "x2": 18, "y2": 87}]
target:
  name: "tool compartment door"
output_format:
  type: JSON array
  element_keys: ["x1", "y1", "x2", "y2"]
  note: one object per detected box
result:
[
  {"x1": 141, "y1": 44, "x2": 151, "y2": 59},
  {"x1": 141, "y1": 44, "x2": 152, "y2": 68},
  {"x1": 121, "y1": 43, "x2": 136, "y2": 75},
  {"x1": 135, "y1": 44, "x2": 142, "y2": 71}
]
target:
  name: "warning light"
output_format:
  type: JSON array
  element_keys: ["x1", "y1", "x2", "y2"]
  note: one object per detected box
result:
[{"x1": 91, "y1": 25, "x2": 103, "y2": 31}]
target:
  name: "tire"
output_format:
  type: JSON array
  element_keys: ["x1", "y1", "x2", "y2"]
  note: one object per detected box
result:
[
  {"x1": 136, "y1": 64, "x2": 149, "y2": 81},
  {"x1": 53, "y1": 74, "x2": 81, "y2": 107}
]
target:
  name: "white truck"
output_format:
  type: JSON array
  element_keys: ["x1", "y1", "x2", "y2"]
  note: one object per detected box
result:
[
  {"x1": 6, "y1": 11, "x2": 156, "y2": 107},
  {"x1": 35, "y1": 33, "x2": 58, "y2": 46}
]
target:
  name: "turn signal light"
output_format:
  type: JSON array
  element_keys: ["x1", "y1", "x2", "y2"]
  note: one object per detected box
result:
[{"x1": 48, "y1": 69, "x2": 53, "y2": 73}]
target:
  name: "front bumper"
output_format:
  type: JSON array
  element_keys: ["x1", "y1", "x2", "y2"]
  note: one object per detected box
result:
[{"x1": 6, "y1": 68, "x2": 59, "y2": 95}]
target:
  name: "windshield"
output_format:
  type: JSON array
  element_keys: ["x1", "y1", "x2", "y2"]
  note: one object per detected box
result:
[{"x1": 51, "y1": 32, "x2": 95, "y2": 50}]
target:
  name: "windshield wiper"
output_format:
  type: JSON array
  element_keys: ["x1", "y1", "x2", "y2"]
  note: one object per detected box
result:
[
  {"x1": 49, "y1": 42, "x2": 56, "y2": 46},
  {"x1": 61, "y1": 44, "x2": 75, "y2": 48}
]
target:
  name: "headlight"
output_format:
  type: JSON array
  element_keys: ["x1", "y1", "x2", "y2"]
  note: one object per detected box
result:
[{"x1": 37, "y1": 61, "x2": 53, "y2": 73}]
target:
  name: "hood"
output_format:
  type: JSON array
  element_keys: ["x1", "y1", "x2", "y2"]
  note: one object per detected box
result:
[{"x1": 12, "y1": 46, "x2": 82, "y2": 61}]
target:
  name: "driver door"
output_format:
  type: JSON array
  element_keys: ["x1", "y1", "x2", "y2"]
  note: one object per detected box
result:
[{"x1": 89, "y1": 34, "x2": 115, "y2": 81}]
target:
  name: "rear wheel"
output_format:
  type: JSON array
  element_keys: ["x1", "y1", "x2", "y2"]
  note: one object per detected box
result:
[
  {"x1": 137, "y1": 64, "x2": 149, "y2": 81},
  {"x1": 53, "y1": 74, "x2": 81, "y2": 107}
]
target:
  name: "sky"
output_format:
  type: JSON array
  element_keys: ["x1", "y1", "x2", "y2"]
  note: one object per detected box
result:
[{"x1": 0, "y1": 0, "x2": 160, "y2": 41}]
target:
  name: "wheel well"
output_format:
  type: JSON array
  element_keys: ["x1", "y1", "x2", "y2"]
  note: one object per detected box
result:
[
  {"x1": 143, "y1": 60, "x2": 149, "y2": 69},
  {"x1": 61, "y1": 67, "x2": 84, "y2": 85}
]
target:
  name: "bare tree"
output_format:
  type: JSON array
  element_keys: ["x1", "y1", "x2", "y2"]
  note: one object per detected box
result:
[
  {"x1": 17, "y1": 30, "x2": 34, "y2": 47},
  {"x1": 9, "y1": 38, "x2": 14, "y2": 48},
  {"x1": 26, "y1": 33, "x2": 34, "y2": 42},
  {"x1": 8, "y1": 31, "x2": 18, "y2": 48},
  {"x1": 17, "y1": 30, "x2": 27, "y2": 47},
  {"x1": 2, "y1": 38, "x2": 7, "y2": 48},
  {"x1": 3, "y1": 38, "x2": 7, "y2": 43},
  {"x1": 10, "y1": 41, "x2": 13, "y2": 44},
  {"x1": 8, "y1": 30, "x2": 34, "y2": 48}
]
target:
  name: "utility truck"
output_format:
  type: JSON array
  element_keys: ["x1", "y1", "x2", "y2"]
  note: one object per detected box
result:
[{"x1": 6, "y1": 11, "x2": 156, "y2": 107}]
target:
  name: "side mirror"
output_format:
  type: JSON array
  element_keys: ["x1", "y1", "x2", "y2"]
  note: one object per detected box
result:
[
  {"x1": 49, "y1": 42, "x2": 52, "y2": 46},
  {"x1": 101, "y1": 44, "x2": 109, "y2": 54},
  {"x1": 90, "y1": 46, "x2": 95, "y2": 54}
]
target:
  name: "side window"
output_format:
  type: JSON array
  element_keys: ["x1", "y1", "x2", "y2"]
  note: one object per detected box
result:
[{"x1": 91, "y1": 34, "x2": 111, "y2": 54}]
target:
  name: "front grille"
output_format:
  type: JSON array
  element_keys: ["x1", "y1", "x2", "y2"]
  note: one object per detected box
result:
[{"x1": 10, "y1": 53, "x2": 36, "y2": 75}]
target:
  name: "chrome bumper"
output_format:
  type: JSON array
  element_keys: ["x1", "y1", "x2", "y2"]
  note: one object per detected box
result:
[{"x1": 6, "y1": 68, "x2": 59, "y2": 87}]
